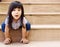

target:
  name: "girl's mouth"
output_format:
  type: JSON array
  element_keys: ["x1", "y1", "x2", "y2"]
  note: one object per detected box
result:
[{"x1": 15, "y1": 15, "x2": 18, "y2": 17}]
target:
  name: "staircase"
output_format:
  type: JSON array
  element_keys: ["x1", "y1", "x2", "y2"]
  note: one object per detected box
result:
[{"x1": 0, "y1": 0, "x2": 60, "y2": 46}]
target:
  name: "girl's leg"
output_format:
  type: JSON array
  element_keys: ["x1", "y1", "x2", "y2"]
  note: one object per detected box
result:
[
  {"x1": 1, "y1": 22, "x2": 11, "y2": 44},
  {"x1": 20, "y1": 22, "x2": 31, "y2": 44},
  {"x1": 1, "y1": 22, "x2": 5, "y2": 32},
  {"x1": 1, "y1": 22, "x2": 10, "y2": 38},
  {"x1": 26, "y1": 22, "x2": 31, "y2": 38}
]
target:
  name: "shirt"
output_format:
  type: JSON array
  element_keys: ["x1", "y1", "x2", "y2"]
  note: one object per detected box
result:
[{"x1": 5, "y1": 16, "x2": 28, "y2": 29}]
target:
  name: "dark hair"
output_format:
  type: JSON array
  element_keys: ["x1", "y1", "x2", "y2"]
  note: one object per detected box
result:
[{"x1": 8, "y1": 1, "x2": 25, "y2": 29}]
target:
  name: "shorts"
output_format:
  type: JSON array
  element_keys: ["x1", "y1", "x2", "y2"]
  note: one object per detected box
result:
[{"x1": 1, "y1": 22, "x2": 31, "y2": 32}]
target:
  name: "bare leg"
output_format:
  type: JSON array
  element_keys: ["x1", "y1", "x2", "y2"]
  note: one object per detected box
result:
[
  {"x1": 4, "y1": 30, "x2": 10, "y2": 39},
  {"x1": 21, "y1": 26, "x2": 29, "y2": 44},
  {"x1": 26, "y1": 31, "x2": 30, "y2": 38},
  {"x1": 4, "y1": 25, "x2": 11, "y2": 44}
]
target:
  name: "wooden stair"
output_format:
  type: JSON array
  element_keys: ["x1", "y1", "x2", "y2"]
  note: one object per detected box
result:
[{"x1": 0, "y1": 0, "x2": 60, "y2": 46}]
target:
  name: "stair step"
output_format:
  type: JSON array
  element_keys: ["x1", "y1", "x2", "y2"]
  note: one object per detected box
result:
[
  {"x1": 0, "y1": 25, "x2": 60, "y2": 41},
  {"x1": 2, "y1": 0, "x2": 60, "y2": 2},
  {"x1": 2, "y1": 0, "x2": 30, "y2": 2},
  {"x1": 0, "y1": 2, "x2": 60, "y2": 13},
  {"x1": 1, "y1": 12, "x2": 60, "y2": 24},
  {"x1": 1, "y1": 25, "x2": 60, "y2": 29},
  {"x1": 0, "y1": 41, "x2": 60, "y2": 47},
  {"x1": 29, "y1": 0, "x2": 60, "y2": 2},
  {"x1": 1, "y1": 2, "x2": 60, "y2": 5},
  {"x1": 0, "y1": 12, "x2": 60, "y2": 15}
]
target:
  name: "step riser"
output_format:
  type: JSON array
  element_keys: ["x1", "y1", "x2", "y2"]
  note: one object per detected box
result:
[
  {"x1": 29, "y1": 0, "x2": 60, "y2": 2},
  {"x1": 0, "y1": 29, "x2": 60, "y2": 42},
  {"x1": 26, "y1": 16, "x2": 60, "y2": 24},
  {"x1": 2, "y1": 0, "x2": 60, "y2": 2},
  {"x1": 2, "y1": 0, "x2": 29, "y2": 2},
  {"x1": 1, "y1": 14, "x2": 60, "y2": 24},
  {"x1": 0, "y1": 3, "x2": 31, "y2": 13},
  {"x1": 29, "y1": 29, "x2": 60, "y2": 41},
  {"x1": 0, "y1": 3, "x2": 60, "y2": 13}
]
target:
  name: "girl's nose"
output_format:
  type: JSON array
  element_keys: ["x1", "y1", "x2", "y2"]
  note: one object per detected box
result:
[{"x1": 15, "y1": 11, "x2": 18, "y2": 14}]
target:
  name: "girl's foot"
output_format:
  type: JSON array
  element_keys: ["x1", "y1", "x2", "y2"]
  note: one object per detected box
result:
[
  {"x1": 4, "y1": 38, "x2": 12, "y2": 45},
  {"x1": 20, "y1": 38, "x2": 29, "y2": 44}
]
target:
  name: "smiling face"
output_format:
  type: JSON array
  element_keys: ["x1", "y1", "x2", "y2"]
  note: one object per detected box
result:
[{"x1": 11, "y1": 8, "x2": 22, "y2": 20}]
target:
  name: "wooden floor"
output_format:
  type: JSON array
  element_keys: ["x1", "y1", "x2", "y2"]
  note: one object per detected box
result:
[{"x1": 0, "y1": 41, "x2": 60, "y2": 47}]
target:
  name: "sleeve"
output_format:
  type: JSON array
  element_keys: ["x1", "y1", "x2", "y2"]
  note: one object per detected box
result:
[
  {"x1": 23, "y1": 17, "x2": 28, "y2": 25},
  {"x1": 5, "y1": 16, "x2": 9, "y2": 25}
]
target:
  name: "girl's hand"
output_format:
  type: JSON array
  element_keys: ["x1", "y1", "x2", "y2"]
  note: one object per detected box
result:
[
  {"x1": 20, "y1": 38, "x2": 29, "y2": 44},
  {"x1": 4, "y1": 38, "x2": 12, "y2": 45}
]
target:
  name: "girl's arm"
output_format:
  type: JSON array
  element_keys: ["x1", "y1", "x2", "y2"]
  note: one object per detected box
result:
[
  {"x1": 22, "y1": 24, "x2": 26, "y2": 39},
  {"x1": 4, "y1": 25, "x2": 10, "y2": 38}
]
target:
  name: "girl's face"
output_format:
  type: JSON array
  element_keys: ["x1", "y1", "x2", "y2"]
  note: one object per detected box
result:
[{"x1": 11, "y1": 8, "x2": 22, "y2": 20}]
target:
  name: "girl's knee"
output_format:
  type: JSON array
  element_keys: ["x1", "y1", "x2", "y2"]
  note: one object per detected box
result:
[
  {"x1": 26, "y1": 22, "x2": 31, "y2": 31},
  {"x1": 1, "y1": 22, "x2": 5, "y2": 32}
]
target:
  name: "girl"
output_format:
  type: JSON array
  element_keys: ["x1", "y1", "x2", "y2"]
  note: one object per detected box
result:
[{"x1": 1, "y1": 1, "x2": 30, "y2": 44}]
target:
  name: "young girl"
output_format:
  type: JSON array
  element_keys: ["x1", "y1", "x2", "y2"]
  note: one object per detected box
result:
[{"x1": 1, "y1": 1, "x2": 30, "y2": 44}]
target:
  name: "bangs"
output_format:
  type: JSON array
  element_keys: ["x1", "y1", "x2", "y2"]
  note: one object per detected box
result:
[{"x1": 9, "y1": 1, "x2": 22, "y2": 11}]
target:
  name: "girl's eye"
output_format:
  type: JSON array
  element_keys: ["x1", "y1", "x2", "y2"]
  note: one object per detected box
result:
[
  {"x1": 12, "y1": 8, "x2": 21, "y2": 11},
  {"x1": 18, "y1": 9, "x2": 20, "y2": 11}
]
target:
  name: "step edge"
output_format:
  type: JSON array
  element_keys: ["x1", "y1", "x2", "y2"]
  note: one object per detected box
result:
[
  {"x1": 1, "y1": 2, "x2": 60, "y2": 5},
  {"x1": 0, "y1": 12, "x2": 60, "y2": 16},
  {"x1": 1, "y1": 24, "x2": 60, "y2": 29}
]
